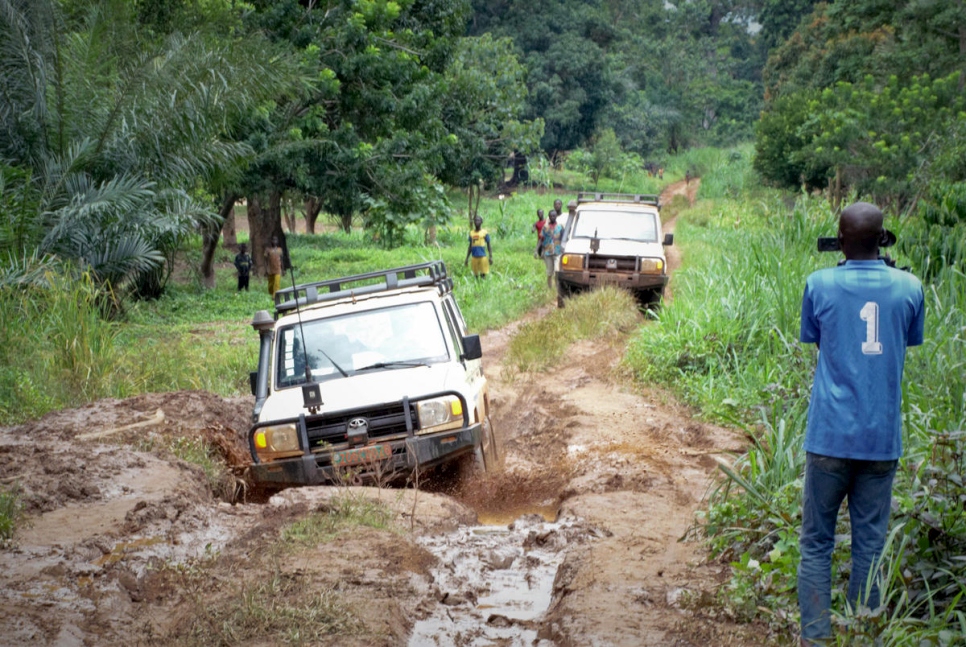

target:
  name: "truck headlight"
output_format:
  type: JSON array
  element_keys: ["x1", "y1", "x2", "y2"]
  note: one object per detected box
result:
[
  {"x1": 639, "y1": 258, "x2": 664, "y2": 274},
  {"x1": 560, "y1": 254, "x2": 584, "y2": 269},
  {"x1": 253, "y1": 423, "x2": 301, "y2": 460},
  {"x1": 416, "y1": 396, "x2": 464, "y2": 434}
]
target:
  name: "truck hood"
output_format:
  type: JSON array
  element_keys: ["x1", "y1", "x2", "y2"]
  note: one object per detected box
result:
[
  {"x1": 563, "y1": 238, "x2": 665, "y2": 258},
  {"x1": 256, "y1": 362, "x2": 465, "y2": 423}
]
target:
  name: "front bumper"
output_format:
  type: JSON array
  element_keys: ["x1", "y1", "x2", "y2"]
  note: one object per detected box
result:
[
  {"x1": 557, "y1": 269, "x2": 668, "y2": 291},
  {"x1": 250, "y1": 423, "x2": 482, "y2": 487}
]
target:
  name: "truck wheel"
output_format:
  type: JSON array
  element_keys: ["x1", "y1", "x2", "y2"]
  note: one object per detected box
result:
[
  {"x1": 482, "y1": 415, "x2": 502, "y2": 471},
  {"x1": 457, "y1": 445, "x2": 485, "y2": 481}
]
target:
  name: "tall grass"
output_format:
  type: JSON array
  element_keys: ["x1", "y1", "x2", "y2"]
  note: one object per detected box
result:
[
  {"x1": 626, "y1": 153, "x2": 966, "y2": 642},
  {"x1": 626, "y1": 193, "x2": 831, "y2": 421},
  {"x1": 0, "y1": 487, "x2": 23, "y2": 547},
  {"x1": 505, "y1": 286, "x2": 640, "y2": 372}
]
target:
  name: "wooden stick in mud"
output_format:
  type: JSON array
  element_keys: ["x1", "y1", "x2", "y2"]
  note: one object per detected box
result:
[{"x1": 77, "y1": 409, "x2": 165, "y2": 441}]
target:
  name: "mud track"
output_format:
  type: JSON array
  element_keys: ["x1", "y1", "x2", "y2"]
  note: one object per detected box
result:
[{"x1": 0, "y1": 180, "x2": 768, "y2": 646}]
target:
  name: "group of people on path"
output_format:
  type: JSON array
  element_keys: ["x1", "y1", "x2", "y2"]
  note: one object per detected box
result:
[
  {"x1": 533, "y1": 198, "x2": 573, "y2": 290},
  {"x1": 463, "y1": 196, "x2": 576, "y2": 291}
]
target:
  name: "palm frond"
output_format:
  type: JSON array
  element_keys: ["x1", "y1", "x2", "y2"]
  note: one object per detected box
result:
[{"x1": 0, "y1": 248, "x2": 58, "y2": 289}]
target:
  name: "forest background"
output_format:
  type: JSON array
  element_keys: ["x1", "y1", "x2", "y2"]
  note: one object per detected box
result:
[{"x1": 2, "y1": 0, "x2": 966, "y2": 644}]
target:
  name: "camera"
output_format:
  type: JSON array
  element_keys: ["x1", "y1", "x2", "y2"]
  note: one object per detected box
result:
[
  {"x1": 816, "y1": 229, "x2": 896, "y2": 253},
  {"x1": 817, "y1": 230, "x2": 906, "y2": 270}
]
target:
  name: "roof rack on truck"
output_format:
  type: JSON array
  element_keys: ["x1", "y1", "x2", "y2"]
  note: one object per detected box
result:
[
  {"x1": 576, "y1": 192, "x2": 660, "y2": 208},
  {"x1": 274, "y1": 261, "x2": 450, "y2": 316}
]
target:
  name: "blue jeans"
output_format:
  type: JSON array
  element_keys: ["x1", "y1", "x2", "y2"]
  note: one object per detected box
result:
[{"x1": 798, "y1": 452, "x2": 897, "y2": 644}]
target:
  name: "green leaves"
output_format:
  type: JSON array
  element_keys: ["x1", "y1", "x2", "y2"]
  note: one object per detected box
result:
[
  {"x1": 1, "y1": 0, "x2": 305, "y2": 302},
  {"x1": 755, "y1": 72, "x2": 966, "y2": 204}
]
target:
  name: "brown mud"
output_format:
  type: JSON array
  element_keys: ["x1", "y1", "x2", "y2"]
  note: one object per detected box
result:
[{"x1": 0, "y1": 180, "x2": 773, "y2": 646}]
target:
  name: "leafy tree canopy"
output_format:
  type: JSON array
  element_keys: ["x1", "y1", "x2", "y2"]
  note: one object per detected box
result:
[
  {"x1": 0, "y1": 0, "x2": 303, "y2": 300},
  {"x1": 755, "y1": 0, "x2": 966, "y2": 203},
  {"x1": 469, "y1": 0, "x2": 765, "y2": 156}
]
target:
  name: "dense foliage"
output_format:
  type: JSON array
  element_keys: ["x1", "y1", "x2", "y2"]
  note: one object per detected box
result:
[
  {"x1": 0, "y1": 0, "x2": 298, "y2": 300},
  {"x1": 469, "y1": 0, "x2": 766, "y2": 157},
  {"x1": 754, "y1": 1, "x2": 966, "y2": 206}
]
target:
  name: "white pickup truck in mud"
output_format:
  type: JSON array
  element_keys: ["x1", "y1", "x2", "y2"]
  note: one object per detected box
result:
[
  {"x1": 556, "y1": 192, "x2": 673, "y2": 303},
  {"x1": 246, "y1": 262, "x2": 498, "y2": 487}
]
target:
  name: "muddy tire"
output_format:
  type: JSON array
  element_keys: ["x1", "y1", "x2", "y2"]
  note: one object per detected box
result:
[
  {"x1": 456, "y1": 444, "x2": 486, "y2": 481},
  {"x1": 481, "y1": 415, "x2": 502, "y2": 471}
]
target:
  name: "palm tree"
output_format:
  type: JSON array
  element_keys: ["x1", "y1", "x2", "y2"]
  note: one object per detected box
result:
[{"x1": 0, "y1": 0, "x2": 302, "y2": 300}]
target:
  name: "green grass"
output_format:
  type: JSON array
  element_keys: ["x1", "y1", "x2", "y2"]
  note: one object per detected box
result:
[
  {"x1": 178, "y1": 569, "x2": 362, "y2": 646},
  {"x1": 505, "y1": 286, "x2": 641, "y2": 372},
  {"x1": 0, "y1": 487, "x2": 24, "y2": 547},
  {"x1": 280, "y1": 493, "x2": 397, "y2": 545}
]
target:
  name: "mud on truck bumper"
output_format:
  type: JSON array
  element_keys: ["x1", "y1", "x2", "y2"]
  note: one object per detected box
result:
[
  {"x1": 557, "y1": 269, "x2": 668, "y2": 292},
  {"x1": 249, "y1": 396, "x2": 482, "y2": 487}
]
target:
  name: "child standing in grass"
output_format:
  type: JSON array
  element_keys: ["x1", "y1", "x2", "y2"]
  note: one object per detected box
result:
[
  {"x1": 464, "y1": 216, "x2": 493, "y2": 279},
  {"x1": 264, "y1": 236, "x2": 283, "y2": 297},
  {"x1": 234, "y1": 243, "x2": 252, "y2": 292}
]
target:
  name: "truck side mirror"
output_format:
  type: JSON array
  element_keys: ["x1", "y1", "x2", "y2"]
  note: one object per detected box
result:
[
  {"x1": 250, "y1": 371, "x2": 258, "y2": 396},
  {"x1": 663, "y1": 233, "x2": 674, "y2": 246},
  {"x1": 461, "y1": 334, "x2": 482, "y2": 361}
]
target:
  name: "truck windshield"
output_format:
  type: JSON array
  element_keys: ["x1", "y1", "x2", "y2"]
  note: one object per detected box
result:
[
  {"x1": 571, "y1": 210, "x2": 658, "y2": 242},
  {"x1": 275, "y1": 301, "x2": 449, "y2": 388}
]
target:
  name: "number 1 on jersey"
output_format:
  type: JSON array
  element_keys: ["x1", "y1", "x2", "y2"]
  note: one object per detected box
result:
[{"x1": 860, "y1": 302, "x2": 882, "y2": 355}]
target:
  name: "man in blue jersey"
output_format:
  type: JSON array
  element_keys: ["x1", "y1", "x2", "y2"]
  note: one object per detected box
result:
[{"x1": 798, "y1": 202, "x2": 925, "y2": 645}]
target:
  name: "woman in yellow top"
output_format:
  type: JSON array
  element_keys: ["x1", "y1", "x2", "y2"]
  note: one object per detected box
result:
[{"x1": 464, "y1": 216, "x2": 493, "y2": 278}]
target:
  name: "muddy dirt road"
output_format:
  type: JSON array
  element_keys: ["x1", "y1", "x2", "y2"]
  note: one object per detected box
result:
[{"x1": 0, "y1": 181, "x2": 768, "y2": 646}]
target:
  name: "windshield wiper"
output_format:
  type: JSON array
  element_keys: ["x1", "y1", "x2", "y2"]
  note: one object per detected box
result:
[
  {"x1": 317, "y1": 348, "x2": 349, "y2": 378},
  {"x1": 354, "y1": 360, "x2": 428, "y2": 373}
]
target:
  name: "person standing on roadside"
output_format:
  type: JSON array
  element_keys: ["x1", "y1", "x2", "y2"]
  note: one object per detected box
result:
[
  {"x1": 553, "y1": 198, "x2": 563, "y2": 222},
  {"x1": 265, "y1": 235, "x2": 283, "y2": 297},
  {"x1": 539, "y1": 210, "x2": 564, "y2": 291},
  {"x1": 234, "y1": 243, "x2": 252, "y2": 292},
  {"x1": 532, "y1": 209, "x2": 546, "y2": 257},
  {"x1": 797, "y1": 202, "x2": 925, "y2": 646},
  {"x1": 464, "y1": 216, "x2": 493, "y2": 278}
]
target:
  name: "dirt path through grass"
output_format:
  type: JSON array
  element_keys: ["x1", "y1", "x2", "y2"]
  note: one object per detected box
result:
[{"x1": 0, "y1": 179, "x2": 767, "y2": 646}]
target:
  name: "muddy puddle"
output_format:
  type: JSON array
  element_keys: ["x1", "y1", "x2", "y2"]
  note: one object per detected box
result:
[{"x1": 410, "y1": 513, "x2": 604, "y2": 647}]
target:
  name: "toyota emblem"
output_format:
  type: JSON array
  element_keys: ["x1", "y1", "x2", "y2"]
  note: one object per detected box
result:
[{"x1": 348, "y1": 418, "x2": 368, "y2": 431}]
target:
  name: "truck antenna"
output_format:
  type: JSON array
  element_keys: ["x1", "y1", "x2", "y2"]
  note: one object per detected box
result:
[
  {"x1": 288, "y1": 264, "x2": 314, "y2": 384},
  {"x1": 287, "y1": 264, "x2": 348, "y2": 381}
]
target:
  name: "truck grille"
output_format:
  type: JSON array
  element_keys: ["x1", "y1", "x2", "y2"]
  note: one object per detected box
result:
[
  {"x1": 588, "y1": 256, "x2": 636, "y2": 272},
  {"x1": 305, "y1": 403, "x2": 418, "y2": 447}
]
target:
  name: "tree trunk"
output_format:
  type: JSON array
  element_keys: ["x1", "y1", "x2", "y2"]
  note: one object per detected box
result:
[
  {"x1": 269, "y1": 191, "x2": 291, "y2": 271},
  {"x1": 200, "y1": 193, "x2": 237, "y2": 290},
  {"x1": 283, "y1": 197, "x2": 298, "y2": 234},
  {"x1": 223, "y1": 206, "x2": 237, "y2": 249},
  {"x1": 339, "y1": 209, "x2": 352, "y2": 233},
  {"x1": 305, "y1": 197, "x2": 322, "y2": 235},
  {"x1": 248, "y1": 195, "x2": 268, "y2": 277}
]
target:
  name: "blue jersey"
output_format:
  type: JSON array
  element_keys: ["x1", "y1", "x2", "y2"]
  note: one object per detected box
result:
[{"x1": 800, "y1": 260, "x2": 924, "y2": 460}]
